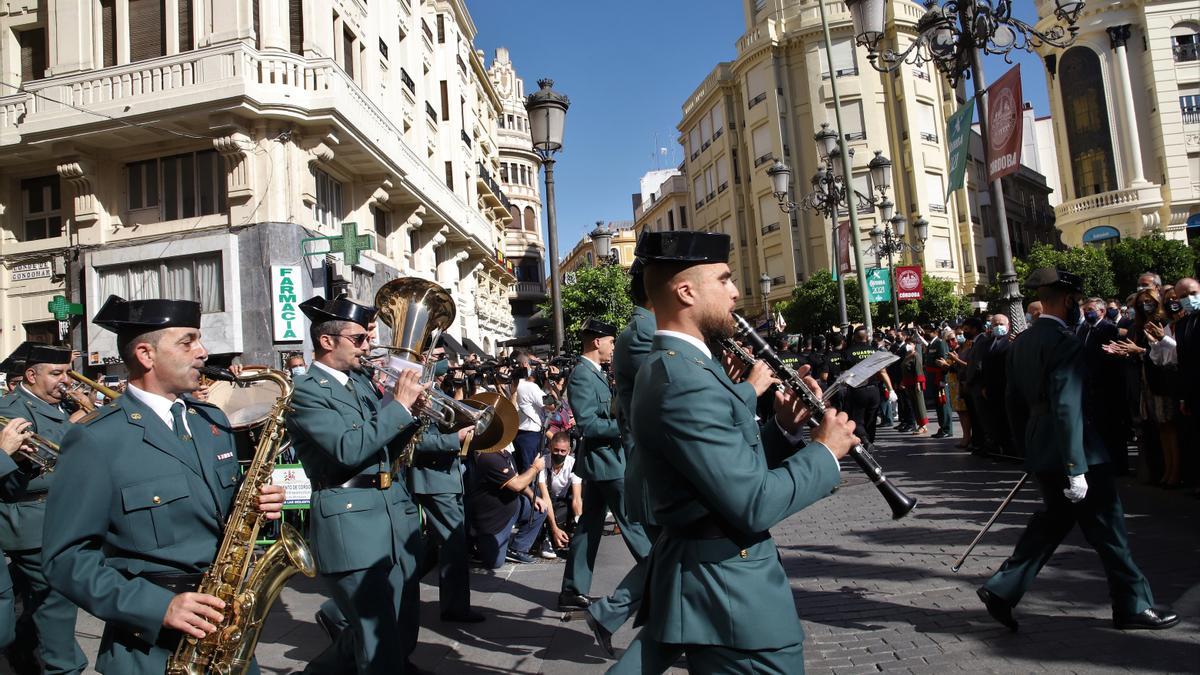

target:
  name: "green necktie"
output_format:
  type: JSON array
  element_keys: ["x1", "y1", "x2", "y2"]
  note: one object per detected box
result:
[{"x1": 170, "y1": 400, "x2": 193, "y2": 444}]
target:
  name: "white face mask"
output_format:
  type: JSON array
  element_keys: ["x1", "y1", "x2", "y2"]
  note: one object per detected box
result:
[{"x1": 290, "y1": 366, "x2": 305, "y2": 377}]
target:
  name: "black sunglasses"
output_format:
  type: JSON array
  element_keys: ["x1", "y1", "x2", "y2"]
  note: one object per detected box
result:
[{"x1": 329, "y1": 332, "x2": 369, "y2": 347}]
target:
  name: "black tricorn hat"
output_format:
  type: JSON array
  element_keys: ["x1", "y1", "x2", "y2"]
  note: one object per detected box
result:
[
  {"x1": 93, "y1": 295, "x2": 202, "y2": 334},
  {"x1": 1024, "y1": 268, "x2": 1084, "y2": 294},
  {"x1": 1, "y1": 342, "x2": 34, "y2": 374},
  {"x1": 25, "y1": 344, "x2": 72, "y2": 366},
  {"x1": 634, "y1": 231, "x2": 730, "y2": 265},
  {"x1": 299, "y1": 295, "x2": 378, "y2": 328},
  {"x1": 580, "y1": 318, "x2": 618, "y2": 338}
]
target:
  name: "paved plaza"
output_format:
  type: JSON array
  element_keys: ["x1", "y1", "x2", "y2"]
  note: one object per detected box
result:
[{"x1": 18, "y1": 422, "x2": 1200, "y2": 674}]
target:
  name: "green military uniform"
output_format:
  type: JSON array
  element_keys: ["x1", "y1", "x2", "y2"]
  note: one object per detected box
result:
[
  {"x1": 288, "y1": 363, "x2": 422, "y2": 675},
  {"x1": 625, "y1": 333, "x2": 840, "y2": 672},
  {"x1": 981, "y1": 314, "x2": 1155, "y2": 616},
  {"x1": 0, "y1": 382, "x2": 88, "y2": 674},
  {"x1": 42, "y1": 391, "x2": 250, "y2": 675},
  {"x1": 0, "y1": 450, "x2": 24, "y2": 650},
  {"x1": 408, "y1": 428, "x2": 473, "y2": 619},
  {"x1": 560, "y1": 344, "x2": 651, "y2": 601}
]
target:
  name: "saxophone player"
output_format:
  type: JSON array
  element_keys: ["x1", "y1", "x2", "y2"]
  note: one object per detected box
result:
[
  {"x1": 0, "y1": 341, "x2": 88, "y2": 674},
  {"x1": 285, "y1": 295, "x2": 426, "y2": 675},
  {"x1": 41, "y1": 296, "x2": 286, "y2": 675}
]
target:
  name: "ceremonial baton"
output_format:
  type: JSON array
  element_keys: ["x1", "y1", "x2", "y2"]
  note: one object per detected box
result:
[{"x1": 951, "y1": 472, "x2": 1029, "y2": 572}]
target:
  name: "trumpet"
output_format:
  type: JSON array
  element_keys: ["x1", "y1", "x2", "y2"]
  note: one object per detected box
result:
[
  {"x1": 357, "y1": 357, "x2": 495, "y2": 434},
  {"x1": 724, "y1": 313, "x2": 916, "y2": 520},
  {"x1": 0, "y1": 416, "x2": 60, "y2": 475}
]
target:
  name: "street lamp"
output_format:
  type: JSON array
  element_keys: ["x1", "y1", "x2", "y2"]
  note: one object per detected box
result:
[
  {"x1": 845, "y1": 0, "x2": 1085, "y2": 334},
  {"x1": 869, "y1": 210, "x2": 929, "y2": 327},
  {"x1": 759, "y1": 273, "x2": 774, "y2": 336},
  {"x1": 526, "y1": 79, "x2": 570, "y2": 354},
  {"x1": 589, "y1": 221, "x2": 615, "y2": 265}
]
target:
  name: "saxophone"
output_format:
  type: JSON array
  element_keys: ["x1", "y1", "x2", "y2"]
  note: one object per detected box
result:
[{"x1": 167, "y1": 367, "x2": 317, "y2": 675}]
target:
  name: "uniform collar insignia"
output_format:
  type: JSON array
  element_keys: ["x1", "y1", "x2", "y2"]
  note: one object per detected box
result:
[
  {"x1": 130, "y1": 412, "x2": 143, "y2": 420},
  {"x1": 188, "y1": 408, "x2": 198, "y2": 414},
  {"x1": 319, "y1": 379, "x2": 329, "y2": 385}
]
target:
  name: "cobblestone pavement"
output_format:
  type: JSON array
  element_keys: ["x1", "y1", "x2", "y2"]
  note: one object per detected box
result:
[{"x1": 14, "y1": 420, "x2": 1199, "y2": 674}]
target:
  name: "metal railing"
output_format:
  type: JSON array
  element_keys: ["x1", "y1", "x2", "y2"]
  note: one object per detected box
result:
[
  {"x1": 920, "y1": 131, "x2": 938, "y2": 143},
  {"x1": 1181, "y1": 95, "x2": 1200, "y2": 124},
  {"x1": 426, "y1": 102, "x2": 438, "y2": 122},
  {"x1": 754, "y1": 152, "x2": 774, "y2": 167},
  {"x1": 761, "y1": 222, "x2": 780, "y2": 234},
  {"x1": 748, "y1": 92, "x2": 767, "y2": 109},
  {"x1": 928, "y1": 203, "x2": 947, "y2": 214},
  {"x1": 401, "y1": 68, "x2": 415, "y2": 93},
  {"x1": 461, "y1": 129, "x2": 471, "y2": 147}
]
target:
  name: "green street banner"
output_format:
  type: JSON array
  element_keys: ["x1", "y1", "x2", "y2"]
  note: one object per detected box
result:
[
  {"x1": 945, "y1": 96, "x2": 975, "y2": 200},
  {"x1": 866, "y1": 267, "x2": 892, "y2": 303}
]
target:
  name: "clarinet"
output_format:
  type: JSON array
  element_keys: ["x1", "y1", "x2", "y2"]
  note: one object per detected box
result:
[{"x1": 724, "y1": 313, "x2": 916, "y2": 520}]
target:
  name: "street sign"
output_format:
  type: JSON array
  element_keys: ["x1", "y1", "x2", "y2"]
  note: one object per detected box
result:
[
  {"x1": 896, "y1": 265, "x2": 924, "y2": 301},
  {"x1": 945, "y1": 96, "x2": 975, "y2": 200},
  {"x1": 302, "y1": 222, "x2": 374, "y2": 266},
  {"x1": 271, "y1": 266, "x2": 303, "y2": 342},
  {"x1": 866, "y1": 267, "x2": 892, "y2": 303},
  {"x1": 47, "y1": 295, "x2": 83, "y2": 321},
  {"x1": 11, "y1": 261, "x2": 53, "y2": 281}
]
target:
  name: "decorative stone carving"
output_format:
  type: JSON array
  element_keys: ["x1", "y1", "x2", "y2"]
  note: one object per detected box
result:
[
  {"x1": 56, "y1": 159, "x2": 99, "y2": 226},
  {"x1": 300, "y1": 134, "x2": 338, "y2": 208},
  {"x1": 213, "y1": 131, "x2": 255, "y2": 204}
]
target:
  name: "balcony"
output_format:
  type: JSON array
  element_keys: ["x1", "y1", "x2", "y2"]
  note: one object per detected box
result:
[
  {"x1": 476, "y1": 162, "x2": 510, "y2": 212},
  {"x1": 1182, "y1": 95, "x2": 1200, "y2": 124},
  {"x1": 748, "y1": 92, "x2": 767, "y2": 109},
  {"x1": 461, "y1": 128, "x2": 472, "y2": 148},
  {"x1": 920, "y1": 131, "x2": 939, "y2": 143},
  {"x1": 1053, "y1": 184, "x2": 1165, "y2": 245},
  {"x1": 754, "y1": 152, "x2": 774, "y2": 167},
  {"x1": 510, "y1": 280, "x2": 548, "y2": 300},
  {"x1": 400, "y1": 68, "x2": 416, "y2": 94},
  {"x1": 426, "y1": 102, "x2": 438, "y2": 123}
]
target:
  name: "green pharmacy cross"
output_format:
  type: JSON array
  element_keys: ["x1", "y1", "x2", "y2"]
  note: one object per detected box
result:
[
  {"x1": 47, "y1": 295, "x2": 84, "y2": 321},
  {"x1": 302, "y1": 222, "x2": 374, "y2": 266}
]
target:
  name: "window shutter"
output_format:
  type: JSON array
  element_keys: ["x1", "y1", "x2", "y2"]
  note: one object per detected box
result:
[
  {"x1": 289, "y1": 0, "x2": 304, "y2": 55},
  {"x1": 711, "y1": 104, "x2": 724, "y2": 133},
  {"x1": 101, "y1": 0, "x2": 116, "y2": 66},
  {"x1": 752, "y1": 124, "x2": 771, "y2": 157},
  {"x1": 178, "y1": 0, "x2": 193, "y2": 51},
  {"x1": 746, "y1": 64, "x2": 768, "y2": 98},
  {"x1": 717, "y1": 158, "x2": 729, "y2": 186},
  {"x1": 919, "y1": 102, "x2": 937, "y2": 134},
  {"x1": 18, "y1": 28, "x2": 47, "y2": 82},
  {"x1": 832, "y1": 38, "x2": 856, "y2": 74},
  {"x1": 128, "y1": 0, "x2": 164, "y2": 63}
]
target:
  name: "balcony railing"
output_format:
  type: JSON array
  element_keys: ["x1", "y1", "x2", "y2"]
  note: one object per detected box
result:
[
  {"x1": 845, "y1": 131, "x2": 866, "y2": 141},
  {"x1": 1181, "y1": 95, "x2": 1200, "y2": 124},
  {"x1": 913, "y1": 67, "x2": 931, "y2": 81},
  {"x1": 1173, "y1": 42, "x2": 1199, "y2": 62},
  {"x1": 461, "y1": 128, "x2": 472, "y2": 148},
  {"x1": 400, "y1": 68, "x2": 416, "y2": 93},
  {"x1": 748, "y1": 92, "x2": 767, "y2": 109},
  {"x1": 513, "y1": 281, "x2": 547, "y2": 296},
  {"x1": 695, "y1": 199, "x2": 705, "y2": 210},
  {"x1": 761, "y1": 222, "x2": 780, "y2": 234},
  {"x1": 928, "y1": 203, "x2": 948, "y2": 214},
  {"x1": 714, "y1": 128, "x2": 724, "y2": 140},
  {"x1": 822, "y1": 67, "x2": 859, "y2": 80},
  {"x1": 754, "y1": 152, "x2": 774, "y2": 167},
  {"x1": 920, "y1": 131, "x2": 938, "y2": 143}
]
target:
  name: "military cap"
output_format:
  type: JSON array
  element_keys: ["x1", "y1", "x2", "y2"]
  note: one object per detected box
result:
[
  {"x1": 93, "y1": 295, "x2": 202, "y2": 333},
  {"x1": 634, "y1": 231, "x2": 729, "y2": 265},
  {"x1": 299, "y1": 295, "x2": 378, "y2": 328},
  {"x1": 1024, "y1": 268, "x2": 1084, "y2": 294},
  {"x1": 24, "y1": 343, "x2": 72, "y2": 366},
  {"x1": 580, "y1": 318, "x2": 618, "y2": 338},
  {"x1": 1, "y1": 342, "x2": 33, "y2": 374}
]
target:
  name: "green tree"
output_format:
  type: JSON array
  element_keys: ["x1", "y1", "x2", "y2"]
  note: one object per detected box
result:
[
  {"x1": 1104, "y1": 235, "x2": 1197, "y2": 297},
  {"x1": 539, "y1": 264, "x2": 633, "y2": 352},
  {"x1": 987, "y1": 242, "x2": 1116, "y2": 303},
  {"x1": 783, "y1": 270, "x2": 969, "y2": 333}
]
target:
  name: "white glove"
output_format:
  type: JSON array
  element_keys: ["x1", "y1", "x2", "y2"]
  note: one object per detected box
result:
[
  {"x1": 888, "y1": 389, "x2": 898, "y2": 403},
  {"x1": 1063, "y1": 474, "x2": 1088, "y2": 503}
]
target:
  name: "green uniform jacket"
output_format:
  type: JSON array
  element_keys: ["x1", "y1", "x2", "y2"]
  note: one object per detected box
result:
[
  {"x1": 0, "y1": 386, "x2": 71, "y2": 550},
  {"x1": 632, "y1": 335, "x2": 840, "y2": 649},
  {"x1": 614, "y1": 306, "x2": 655, "y2": 523},
  {"x1": 42, "y1": 393, "x2": 242, "y2": 674},
  {"x1": 1006, "y1": 317, "x2": 1108, "y2": 476},
  {"x1": 0, "y1": 458, "x2": 19, "y2": 649},
  {"x1": 408, "y1": 429, "x2": 464, "y2": 495},
  {"x1": 285, "y1": 366, "x2": 419, "y2": 575},
  {"x1": 567, "y1": 358, "x2": 624, "y2": 482}
]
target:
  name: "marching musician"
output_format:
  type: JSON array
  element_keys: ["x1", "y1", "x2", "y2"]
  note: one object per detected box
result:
[
  {"x1": 622, "y1": 230, "x2": 859, "y2": 672},
  {"x1": 0, "y1": 342, "x2": 89, "y2": 673},
  {"x1": 285, "y1": 295, "x2": 426, "y2": 675},
  {"x1": 41, "y1": 296, "x2": 286, "y2": 674},
  {"x1": 0, "y1": 416, "x2": 39, "y2": 653},
  {"x1": 976, "y1": 269, "x2": 1179, "y2": 632},
  {"x1": 557, "y1": 319, "x2": 651, "y2": 612}
]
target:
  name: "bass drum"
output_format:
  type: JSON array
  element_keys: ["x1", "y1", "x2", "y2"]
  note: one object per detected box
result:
[{"x1": 204, "y1": 366, "x2": 283, "y2": 463}]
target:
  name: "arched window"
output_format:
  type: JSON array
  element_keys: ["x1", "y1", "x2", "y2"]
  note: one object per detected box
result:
[
  {"x1": 508, "y1": 205, "x2": 521, "y2": 228},
  {"x1": 1059, "y1": 47, "x2": 1117, "y2": 198},
  {"x1": 523, "y1": 206, "x2": 537, "y2": 232}
]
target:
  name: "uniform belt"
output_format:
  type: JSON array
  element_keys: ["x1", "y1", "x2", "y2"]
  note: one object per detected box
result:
[
  {"x1": 139, "y1": 571, "x2": 204, "y2": 595},
  {"x1": 9, "y1": 489, "x2": 48, "y2": 503},
  {"x1": 667, "y1": 516, "x2": 769, "y2": 548},
  {"x1": 312, "y1": 472, "x2": 396, "y2": 490}
]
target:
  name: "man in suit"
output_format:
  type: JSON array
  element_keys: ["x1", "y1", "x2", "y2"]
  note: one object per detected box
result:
[
  {"x1": 583, "y1": 258, "x2": 656, "y2": 659},
  {"x1": 977, "y1": 269, "x2": 1179, "y2": 632},
  {"x1": 1076, "y1": 297, "x2": 1125, "y2": 471},
  {"x1": 977, "y1": 315, "x2": 1014, "y2": 457},
  {"x1": 0, "y1": 343, "x2": 89, "y2": 674},
  {"x1": 285, "y1": 295, "x2": 426, "y2": 675},
  {"x1": 41, "y1": 296, "x2": 286, "y2": 674},
  {"x1": 621, "y1": 230, "x2": 859, "y2": 673},
  {"x1": 557, "y1": 318, "x2": 651, "y2": 611}
]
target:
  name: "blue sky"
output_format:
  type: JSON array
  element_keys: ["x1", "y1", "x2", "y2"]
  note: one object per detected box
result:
[{"x1": 469, "y1": 1, "x2": 1052, "y2": 255}]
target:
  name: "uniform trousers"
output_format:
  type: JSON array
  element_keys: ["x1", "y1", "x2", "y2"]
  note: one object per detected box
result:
[
  {"x1": 562, "y1": 478, "x2": 651, "y2": 596},
  {"x1": 6, "y1": 546, "x2": 86, "y2": 674},
  {"x1": 587, "y1": 524, "x2": 660, "y2": 641},
  {"x1": 0, "y1": 558, "x2": 13, "y2": 649},
  {"x1": 415, "y1": 492, "x2": 470, "y2": 617},
  {"x1": 982, "y1": 464, "x2": 1154, "y2": 615},
  {"x1": 932, "y1": 381, "x2": 954, "y2": 434},
  {"x1": 612, "y1": 634, "x2": 805, "y2": 675},
  {"x1": 843, "y1": 385, "x2": 881, "y2": 445}
]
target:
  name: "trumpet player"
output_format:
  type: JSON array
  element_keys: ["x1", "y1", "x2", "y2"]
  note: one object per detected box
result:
[
  {"x1": 286, "y1": 295, "x2": 427, "y2": 675},
  {"x1": 0, "y1": 416, "x2": 40, "y2": 653},
  {"x1": 622, "y1": 230, "x2": 859, "y2": 673},
  {"x1": 0, "y1": 342, "x2": 88, "y2": 674},
  {"x1": 41, "y1": 296, "x2": 286, "y2": 674}
]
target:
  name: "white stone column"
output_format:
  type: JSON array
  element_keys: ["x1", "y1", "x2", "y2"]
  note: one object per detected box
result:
[
  {"x1": 116, "y1": 0, "x2": 130, "y2": 64},
  {"x1": 208, "y1": 0, "x2": 254, "y2": 45},
  {"x1": 1106, "y1": 25, "x2": 1146, "y2": 186},
  {"x1": 165, "y1": 0, "x2": 180, "y2": 54},
  {"x1": 48, "y1": 0, "x2": 96, "y2": 75},
  {"x1": 258, "y1": 0, "x2": 290, "y2": 52}
]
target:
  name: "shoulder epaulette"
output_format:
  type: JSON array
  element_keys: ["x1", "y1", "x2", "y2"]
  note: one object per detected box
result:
[{"x1": 78, "y1": 405, "x2": 121, "y2": 425}]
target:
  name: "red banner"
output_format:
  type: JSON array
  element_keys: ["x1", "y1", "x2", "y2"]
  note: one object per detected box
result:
[
  {"x1": 837, "y1": 220, "x2": 851, "y2": 275},
  {"x1": 985, "y1": 64, "x2": 1023, "y2": 183},
  {"x1": 896, "y1": 265, "x2": 924, "y2": 301}
]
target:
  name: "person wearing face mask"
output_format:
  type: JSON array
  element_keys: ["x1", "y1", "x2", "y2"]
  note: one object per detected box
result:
[
  {"x1": 977, "y1": 269, "x2": 1179, "y2": 633},
  {"x1": 1170, "y1": 278, "x2": 1200, "y2": 496},
  {"x1": 1072, "y1": 297, "x2": 1127, "y2": 473},
  {"x1": 285, "y1": 353, "x2": 307, "y2": 379}
]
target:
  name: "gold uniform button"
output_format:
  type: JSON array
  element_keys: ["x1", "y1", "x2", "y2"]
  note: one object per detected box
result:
[
  {"x1": 352, "y1": 423, "x2": 360, "y2": 430},
  {"x1": 345, "y1": 503, "x2": 353, "y2": 509},
  {"x1": 739, "y1": 549, "x2": 748, "y2": 559},
  {"x1": 152, "y1": 496, "x2": 161, "y2": 504},
  {"x1": 667, "y1": 350, "x2": 676, "y2": 356}
]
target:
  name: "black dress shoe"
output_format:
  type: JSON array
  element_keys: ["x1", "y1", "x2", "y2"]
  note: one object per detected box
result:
[
  {"x1": 441, "y1": 610, "x2": 486, "y2": 623},
  {"x1": 977, "y1": 587, "x2": 1018, "y2": 631},
  {"x1": 585, "y1": 610, "x2": 615, "y2": 658},
  {"x1": 1113, "y1": 607, "x2": 1180, "y2": 630},
  {"x1": 558, "y1": 590, "x2": 592, "y2": 610}
]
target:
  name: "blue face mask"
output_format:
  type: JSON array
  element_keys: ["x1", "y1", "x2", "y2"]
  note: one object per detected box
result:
[
  {"x1": 1105, "y1": 307, "x2": 1119, "y2": 321},
  {"x1": 1084, "y1": 310, "x2": 1100, "y2": 324},
  {"x1": 993, "y1": 324, "x2": 1009, "y2": 338},
  {"x1": 1181, "y1": 295, "x2": 1200, "y2": 315}
]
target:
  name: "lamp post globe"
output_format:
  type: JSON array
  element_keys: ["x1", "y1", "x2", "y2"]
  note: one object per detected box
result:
[
  {"x1": 767, "y1": 161, "x2": 791, "y2": 200},
  {"x1": 814, "y1": 122, "x2": 839, "y2": 158},
  {"x1": 868, "y1": 150, "x2": 892, "y2": 193},
  {"x1": 759, "y1": 273, "x2": 773, "y2": 299},
  {"x1": 913, "y1": 216, "x2": 930, "y2": 243},
  {"x1": 589, "y1": 222, "x2": 612, "y2": 264}
]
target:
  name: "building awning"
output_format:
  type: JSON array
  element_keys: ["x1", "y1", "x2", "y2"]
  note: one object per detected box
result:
[
  {"x1": 438, "y1": 334, "x2": 469, "y2": 359},
  {"x1": 462, "y1": 337, "x2": 490, "y2": 359},
  {"x1": 499, "y1": 334, "x2": 550, "y2": 349}
]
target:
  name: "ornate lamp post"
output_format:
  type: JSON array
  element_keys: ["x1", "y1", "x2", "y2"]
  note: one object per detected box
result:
[
  {"x1": 526, "y1": 79, "x2": 570, "y2": 354},
  {"x1": 869, "y1": 208, "x2": 930, "y2": 326},
  {"x1": 844, "y1": 0, "x2": 1084, "y2": 334},
  {"x1": 768, "y1": 138, "x2": 895, "y2": 333},
  {"x1": 759, "y1": 273, "x2": 774, "y2": 336},
  {"x1": 588, "y1": 222, "x2": 616, "y2": 266}
]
